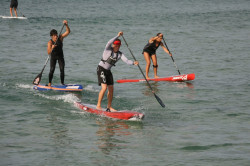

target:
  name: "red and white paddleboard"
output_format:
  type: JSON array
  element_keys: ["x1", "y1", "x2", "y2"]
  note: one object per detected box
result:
[
  {"x1": 117, "y1": 73, "x2": 195, "y2": 83},
  {"x1": 74, "y1": 102, "x2": 144, "y2": 121}
]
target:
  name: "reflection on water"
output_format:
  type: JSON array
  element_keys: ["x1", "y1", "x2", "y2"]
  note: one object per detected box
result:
[
  {"x1": 95, "y1": 119, "x2": 143, "y2": 155},
  {"x1": 142, "y1": 82, "x2": 160, "y2": 96},
  {"x1": 171, "y1": 82, "x2": 194, "y2": 89},
  {"x1": 46, "y1": 110, "x2": 71, "y2": 159},
  {"x1": 142, "y1": 81, "x2": 195, "y2": 97},
  {"x1": 66, "y1": 91, "x2": 83, "y2": 100}
]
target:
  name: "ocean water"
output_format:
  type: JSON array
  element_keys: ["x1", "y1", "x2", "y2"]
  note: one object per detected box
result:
[{"x1": 1, "y1": 0, "x2": 250, "y2": 165}]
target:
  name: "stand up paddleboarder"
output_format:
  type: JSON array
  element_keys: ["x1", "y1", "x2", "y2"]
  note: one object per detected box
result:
[
  {"x1": 142, "y1": 33, "x2": 172, "y2": 79},
  {"x1": 96, "y1": 31, "x2": 139, "y2": 112},
  {"x1": 47, "y1": 20, "x2": 70, "y2": 87}
]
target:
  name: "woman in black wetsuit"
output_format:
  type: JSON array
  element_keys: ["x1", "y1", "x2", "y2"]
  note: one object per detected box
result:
[
  {"x1": 142, "y1": 33, "x2": 172, "y2": 79},
  {"x1": 10, "y1": 0, "x2": 18, "y2": 17},
  {"x1": 47, "y1": 20, "x2": 70, "y2": 86}
]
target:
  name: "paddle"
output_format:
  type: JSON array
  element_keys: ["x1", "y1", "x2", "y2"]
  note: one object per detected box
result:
[
  {"x1": 162, "y1": 37, "x2": 181, "y2": 75},
  {"x1": 17, "y1": 8, "x2": 25, "y2": 17},
  {"x1": 121, "y1": 35, "x2": 165, "y2": 108},
  {"x1": 32, "y1": 24, "x2": 65, "y2": 85}
]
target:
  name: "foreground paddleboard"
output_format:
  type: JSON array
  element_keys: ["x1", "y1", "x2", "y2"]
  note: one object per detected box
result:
[
  {"x1": 117, "y1": 73, "x2": 195, "y2": 83},
  {"x1": 74, "y1": 102, "x2": 144, "y2": 121},
  {"x1": 1, "y1": 16, "x2": 27, "y2": 19},
  {"x1": 33, "y1": 84, "x2": 83, "y2": 92}
]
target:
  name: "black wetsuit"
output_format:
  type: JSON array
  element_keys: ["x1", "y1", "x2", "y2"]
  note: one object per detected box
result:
[
  {"x1": 142, "y1": 41, "x2": 161, "y2": 56},
  {"x1": 10, "y1": 0, "x2": 18, "y2": 8},
  {"x1": 49, "y1": 37, "x2": 65, "y2": 84}
]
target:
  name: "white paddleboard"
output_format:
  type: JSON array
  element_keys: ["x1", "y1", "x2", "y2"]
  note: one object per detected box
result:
[{"x1": 1, "y1": 16, "x2": 27, "y2": 19}]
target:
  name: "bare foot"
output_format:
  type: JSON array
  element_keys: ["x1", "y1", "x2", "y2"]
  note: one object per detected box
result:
[
  {"x1": 154, "y1": 75, "x2": 160, "y2": 78},
  {"x1": 146, "y1": 76, "x2": 150, "y2": 79},
  {"x1": 96, "y1": 106, "x2": 102, "y2": 110},
  {"x1": 110, "y1": 107, "x2": 117, "y2": 112},
  {"x1": 48, "y1": 83, "x2": 51, "y2": 87}
]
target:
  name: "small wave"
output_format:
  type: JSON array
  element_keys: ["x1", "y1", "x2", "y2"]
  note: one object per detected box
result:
[
  {"x1": 70, "y1": 110, "x2": 88, "y2": 115},
  {"x1": 132, "y1": 106, "x2": 145, "y2": 112},
  {"x1": 84, "y1": 85, "x2": 99, "y2": 92},
  {"x1": 181, "y1": 143, "x2": 234, "y2": 151},
  {"x1": 0, "y1": 82, "x2": 7, "y2": 87},
  {"x1": 114, "y1": 95, "x2": 120, "y2": 99},
  {"x1": 35, "y1": 93, "x2": 80, "y2": 103},
  {"x1": 15, "y1": 83, "x2": 34, "y2": 90}
]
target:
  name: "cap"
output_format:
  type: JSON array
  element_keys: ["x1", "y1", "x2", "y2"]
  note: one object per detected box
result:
[{"x1": 113, "y1": 40, "x2": 121, "y2": 46}]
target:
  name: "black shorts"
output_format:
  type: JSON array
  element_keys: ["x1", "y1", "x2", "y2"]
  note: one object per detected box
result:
[
  {"x1": 97, "y1": 65, "x2": 113, "y2": 86},
  {"x1": 10, "y1": 0, "x2": 18, "y2": 8},
  {"x1": 142, "y1": 50, "x2": 156, "y2": 57}
]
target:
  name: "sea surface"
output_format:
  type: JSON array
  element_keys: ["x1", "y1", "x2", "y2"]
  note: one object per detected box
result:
[{"x1": 1, "y1": 0, "x2": 250, "y2": 165}]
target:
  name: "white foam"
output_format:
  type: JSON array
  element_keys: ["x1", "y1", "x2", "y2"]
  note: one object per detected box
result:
[
  {"x1": 16, "y1": 83, "x2": 34, "y2": 90},
  {"x1": 132, "y1": 106, "x2": 145, "y2": 112},
  {"x1": 84, "y1": 85, "x2": 99, "y2": 92},
  {"x1": 0, "y1": 82, "x2": 7, "y2": 87},
  {"x1": 35, "y1": 93, "x2": 80, "y2": 104}
]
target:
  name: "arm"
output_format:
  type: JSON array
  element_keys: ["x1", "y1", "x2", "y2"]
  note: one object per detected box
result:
[
  {"x1": 105, "y1": 35, "x2": 119, "y2": 50},
  {"x1": 120, "y1": 54, "x2": 138, "y2": 65},
  {"x1": 148, "y1": 36, "x2": 160, "y2": 43},
  {"x1": 160, "y1": 42, "x2": 172, "y2": 56},
  {"x1": 47, "y1": 40, "x2": 54, "y2": 55},
  {"x1": 60, "y1": 20, "x2": 70, "y2": 41},
  {"x1": 104, "y1": 31, "x2": 123, "y2": 50}
]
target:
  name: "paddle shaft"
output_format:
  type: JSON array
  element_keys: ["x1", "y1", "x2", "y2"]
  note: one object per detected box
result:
[
  {"x1": 121, "y1": 36, "x2": 153, "y2": 90},
  {"x1": 39, "y1": 56, "x2": 50, "y2": 75},
  {"x1": 162, "y1": 37, "x2": 181, "y2": 75},
  {"x1": 17, "y1": 8, "x2": 25, "y2": 17},
  {"x1": 121, "y1": 35, "x2": 165, "y2": 108}
]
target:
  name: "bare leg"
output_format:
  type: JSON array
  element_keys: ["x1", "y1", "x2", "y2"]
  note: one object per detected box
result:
[
  {"x1": 151, "y1": 54, "x2": 159, "y2": 78},
  {"x1": 97, "y1": 83, "x2": 107, "y2": 110},
  {"x1": 107, "y1": 85, "x2": 117, "y2": 111},
  {"x1": 143, "y1": 52, "x2": 151, "y2": 79},
  {"x1": 14, "y1": 8, "x2": 18, "y2": 17},
  {"x1": 10, "y1": 8, "x2": 13, "y2": 17}
]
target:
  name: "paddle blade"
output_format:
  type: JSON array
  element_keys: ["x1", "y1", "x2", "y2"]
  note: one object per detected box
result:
[
  {"x1": 32, "y1": 73, "x2": 42, "y2": 85},
  {"x1": 154, "y1": 93, "x2": 165, "y2": 108}
]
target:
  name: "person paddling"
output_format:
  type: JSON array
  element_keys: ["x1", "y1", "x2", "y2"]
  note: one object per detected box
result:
[
  {"x1": 47, "y1": 20, "x2": 70, "y2": 87},
  {"x1": 96, "y1": 31, "x2": 139, "y2": 112},
  {"x1": 142, "y1": 33, "x2": 172, "y2": 79},
  {"x1": 10, "y1": 0, "x2": 18, "y2": 17}
]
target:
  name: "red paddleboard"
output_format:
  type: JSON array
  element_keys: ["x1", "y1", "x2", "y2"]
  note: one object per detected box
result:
[
  {"x1": 74, "y1": 102, "x2": 144, "y2": 121},
  {"x1": 117, "y1": 73, "x2": 195, "y2": 83}
]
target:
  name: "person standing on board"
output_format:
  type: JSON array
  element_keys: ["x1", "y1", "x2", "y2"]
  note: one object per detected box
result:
[
  {"x1": 10, "y1": 0, "x2": 18, "y2": 17},
  {"x1": 142, "y1": 33, "x2": 172, "y2": 79},
  {"x1": 97, "y1": 31, "x2": 139, "y2": 112},
  {"x1": 47, "y1": 20, "x2": 70, "y2": 87}
]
